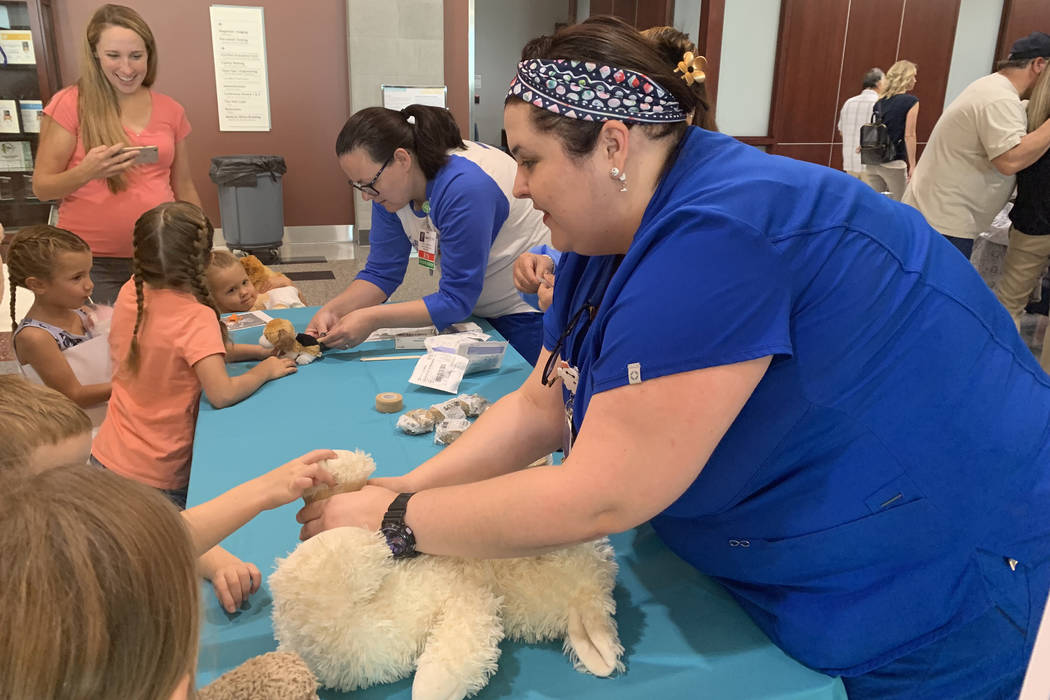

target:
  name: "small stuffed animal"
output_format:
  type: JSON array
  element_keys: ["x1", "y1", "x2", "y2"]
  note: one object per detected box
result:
[
  {"x1": 260, "y1": 318, "x2": 321, "y2": 365},
  {"x1": 270, "y1": 451, "x2": 623, "y2": 700},
  {"x1": 198, "y1": 651, "x2": 318, "y2": 700},
  {"x1": 240, "y1": 255, "x2": 306, "y2": 310}
]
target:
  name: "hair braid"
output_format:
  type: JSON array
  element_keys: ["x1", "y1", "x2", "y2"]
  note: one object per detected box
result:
[
  {"x1": 124, "y1": 259, "x2": 146, "y2": 375},
  {"x1": 189, "y1": 221, "x2": 228, "y2": 345},
  {"x1": 8, "y1": 272, "x2": 16, "y2": 333}
]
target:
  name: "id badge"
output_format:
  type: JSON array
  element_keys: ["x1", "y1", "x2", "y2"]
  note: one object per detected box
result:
[
  {"x1": 417, "y1": 223, "x2": 438, "y2": 275},
  {"x1": 562, "y1": 395, "x2": 576, "y2": 458}
]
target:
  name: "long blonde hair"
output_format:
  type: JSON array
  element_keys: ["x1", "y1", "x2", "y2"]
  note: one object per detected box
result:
[
  {"x1": 1027, "y1": 61, "x2": 1050, "y2": 131},
  {"x1": 125, "y1": 201, "x2": 226, "y2": 374},
  {"x1": 0, "y1": 464, "x2": 199, "y2": 699},
  {"x1": 78, "y1": 4, "x2": 157, "y2": 194},
  {"x1": 880, "y1": 60, "x2": 917, "y2": 100}
]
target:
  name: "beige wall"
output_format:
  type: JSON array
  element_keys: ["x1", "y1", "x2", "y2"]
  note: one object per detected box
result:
[
  {"x1": 346, "y1": 0, "x2": 443, "y2": 233},
  {"x1": 51, "y1": 1, "x2": 352, "y2": 228}
]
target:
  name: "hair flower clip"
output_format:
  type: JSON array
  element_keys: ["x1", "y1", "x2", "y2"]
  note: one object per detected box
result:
[{"x1": 675, "y1": 52, "x2": 708, "y2": 86}]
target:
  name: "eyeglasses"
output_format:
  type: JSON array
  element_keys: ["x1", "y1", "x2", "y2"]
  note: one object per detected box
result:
[
  {"x1": 541, "y1": 302, "x2": 596, "y2": 387},
  {"x1": 350, "y1": 155, "x2": 393, "y2": 197}
]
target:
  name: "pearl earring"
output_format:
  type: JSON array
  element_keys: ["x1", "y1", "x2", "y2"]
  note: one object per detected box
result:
[{"x1": 610, "y1": 167, "x2": 627, "y2": 192}]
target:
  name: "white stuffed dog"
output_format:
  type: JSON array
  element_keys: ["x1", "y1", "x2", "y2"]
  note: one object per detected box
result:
[{"x1": 270, "y1": 450, "x2": 623, "y2": 699}]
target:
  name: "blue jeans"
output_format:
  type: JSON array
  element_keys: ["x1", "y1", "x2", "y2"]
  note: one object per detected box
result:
[
  {"x1": 89, "y1": 453, "x2": 188, "y2": 510},
  {"x1": 485, "y1": 311, "x2": 544, "y2": 366},
  {"x1": 88, "y1": 257, "x2": 133, "y2": 306}
]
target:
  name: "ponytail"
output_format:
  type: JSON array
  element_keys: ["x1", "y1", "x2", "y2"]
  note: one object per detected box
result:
[{"x1": 335, "y1": 105, "x2": 466, "y2": 180}]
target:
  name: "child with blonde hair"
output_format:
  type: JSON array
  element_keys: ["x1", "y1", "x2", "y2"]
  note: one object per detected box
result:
[
  {"x1": 92, "y1": 201, "x2": 297, "y2": 509},
  {"x1": 0, "y1": 372, "x2": 293, "y2": 614},
  {"x1": 0, "y1": 450, "x2": 333, "y2": 699},
  {"x1": 7, "y1": 225, "x2": 111, "y2": 420},
  {"x1": 206, "y1": 249, "x2": 305, "y2": 313},
  {"x1": 0, "y1": 374, "x2": 92, "y2": 470}
]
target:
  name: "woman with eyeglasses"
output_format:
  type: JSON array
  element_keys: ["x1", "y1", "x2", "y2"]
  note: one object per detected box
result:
[
  {"x1": 297, "y1": 17, "x2": 1050, "y2": 699},
  {"x1": 306, "y1": 104, "x2": 550, "y2": 364}
]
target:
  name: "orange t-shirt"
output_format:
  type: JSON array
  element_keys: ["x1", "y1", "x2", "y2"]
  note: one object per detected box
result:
[
  {"x1": 43, "y1": 86, "x2": 192, "y2": 258},
  {"x1": 92, "y1": 281, "x2": 225, "y2": 490}
]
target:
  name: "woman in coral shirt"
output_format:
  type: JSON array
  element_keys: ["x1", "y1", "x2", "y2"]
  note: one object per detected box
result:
[{"x1": 33, "y1": 3, "x2": 200, "y2": 304}]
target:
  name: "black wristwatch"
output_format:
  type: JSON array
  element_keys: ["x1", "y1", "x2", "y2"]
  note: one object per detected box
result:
[{"x1": 381, "y1": 492, "x2": 420, "y2": 559}]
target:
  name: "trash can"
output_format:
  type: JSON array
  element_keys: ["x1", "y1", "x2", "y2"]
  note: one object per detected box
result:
[{"x1": 209, "y1": 155, "x2": 287, "y2": 262}]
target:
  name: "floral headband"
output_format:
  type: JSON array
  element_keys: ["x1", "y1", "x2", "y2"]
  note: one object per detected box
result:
[{"x1": 508, "y1": 58, "x2": 688, "y2": 123}]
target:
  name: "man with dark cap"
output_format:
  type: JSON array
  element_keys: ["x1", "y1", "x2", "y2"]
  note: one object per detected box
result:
[
  {"x1": 838, "y1": 67, "x2": 885, "y2": 190},
  {"x1": 903, "y1": 32, "x2": 1050, "y2": 259}
]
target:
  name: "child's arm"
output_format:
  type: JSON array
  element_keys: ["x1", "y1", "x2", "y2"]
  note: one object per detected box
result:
[
  {"x1": 224, "y1": 342, "x2": 274, "y2": 363},
  {"x1": 194, "y1": 352, "x2": 297, "y2": 409},
  {"x1": 198, "y1": 545, "x2": 262, "y2": 613},
  {"x1": 182, "y1": 449, "x2": 337, "y2": 555},
  {"x1": 14, "y1": 329, "x2": 111, "y2": 407}
]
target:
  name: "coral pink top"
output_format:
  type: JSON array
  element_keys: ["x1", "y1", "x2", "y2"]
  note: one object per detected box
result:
[
  {"x1": 43, "y1": 86, "x2": 191, "y2": 258},
  {"x1": 92, "y1": 280, "x2": 225, "y2": 490}
]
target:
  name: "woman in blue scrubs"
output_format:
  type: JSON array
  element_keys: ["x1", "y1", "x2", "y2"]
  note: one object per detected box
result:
[
  {"x1": 308, "y1": 105, "x2": 550, "y2": 364},
  {"x1": 299, "y1": 18, "x2": 1050, "y2": 698}
]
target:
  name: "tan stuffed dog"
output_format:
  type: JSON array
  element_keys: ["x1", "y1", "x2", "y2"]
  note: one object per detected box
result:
[
  {"x1": 270, "y1": 450, "x2": 623, "y2": 699},
  {"x1": 260, "y1": 318, "x2": 321, "y2": 365}
]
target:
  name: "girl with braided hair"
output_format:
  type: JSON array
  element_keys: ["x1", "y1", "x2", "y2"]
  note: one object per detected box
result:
[
  {"x1": 8, "y1": 225, "x2": 111, "y2": 414},
  {"x1": 91, "y1": 201, "x2": 296, "y2": 509}
]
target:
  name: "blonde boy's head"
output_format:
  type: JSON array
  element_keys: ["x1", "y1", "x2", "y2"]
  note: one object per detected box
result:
[
  {"x1": 206, "y1": 249, "x2": 258, "y2": 313},
  {"x1": 0, "y1": 464, "x2": 199, "y2": 700},
  {"x1": 0, "y1": 375, "x2": 92, "y2": 471}
]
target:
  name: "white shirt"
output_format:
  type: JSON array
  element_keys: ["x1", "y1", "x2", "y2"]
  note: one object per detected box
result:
[
  {"x1": 902, "y1": 73, "x2": 1027, "y2": 240},
  {"x1": 394, "y1": 141, "x2": 551, "y2": 319},
  {"x1": 838, "y1": 88, "x2": 880, "y2": 173}
]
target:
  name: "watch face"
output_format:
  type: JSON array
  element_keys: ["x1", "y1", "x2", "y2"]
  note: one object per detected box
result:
[{"x1": 381, "y1": 525, "x2": 415, "y2": 557}]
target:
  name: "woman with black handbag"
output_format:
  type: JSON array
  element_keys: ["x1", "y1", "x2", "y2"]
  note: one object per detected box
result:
[{"x1": 867, "y1": 60, "x2": 919, "y2": 200}]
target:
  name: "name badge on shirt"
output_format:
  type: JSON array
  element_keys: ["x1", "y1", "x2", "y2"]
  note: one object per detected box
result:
[{"x1": 417, "y1": 219, "x2": 438, "y2": 275}]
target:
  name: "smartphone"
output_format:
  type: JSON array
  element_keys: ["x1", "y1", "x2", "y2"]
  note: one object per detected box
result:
[{"x1": 122, "y1": 145, "x2": 159, "y2": 165}]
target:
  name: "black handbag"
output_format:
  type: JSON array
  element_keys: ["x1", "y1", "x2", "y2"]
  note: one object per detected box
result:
[{"x1": 859, "y1": 106, "x2": 896, "y2": 165}]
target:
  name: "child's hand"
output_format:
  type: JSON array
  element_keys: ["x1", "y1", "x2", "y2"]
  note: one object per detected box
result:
[
  {"x1": 199, "y1": 547, "x2": 262, "y2": 613},
  {"x1": 249, "y1": 449, "x2": 338, "y2": 511},
  {"x1": 252, "y1": 344, "x2": 277, "y2": 361},
  {"x1": 258, "y1": 355, "x2": 297, "y2": 380},
  {"x1": 212, "y1": 559, "x2": 262, "y2": 613}
]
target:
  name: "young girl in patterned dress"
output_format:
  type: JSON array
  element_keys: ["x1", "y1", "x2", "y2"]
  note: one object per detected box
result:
[{"x1": 8, "y1": 225, "x2": 111, "y2": 410}]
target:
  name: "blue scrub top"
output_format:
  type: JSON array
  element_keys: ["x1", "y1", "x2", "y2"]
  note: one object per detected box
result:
[
  {"x1": 544, "y1": 127, "x2": 1050, "y2": 676},
  {"x1": 358, "y1": 150, "x2": 509, "y2": 329}
]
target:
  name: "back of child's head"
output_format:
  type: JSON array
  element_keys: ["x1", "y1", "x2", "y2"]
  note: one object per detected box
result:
[
  {"x1": 0, "y1": 463, "x2": 200, "y2": 699},
  {"x1": 0, "y1": 374, "x2": 91, "y2": 468},
  {"x1": 126, "y1": 201, "x2": 225, "y2": 372},
  {"x1": 7, "y1": 224, "x2": 90, "y2": 331}
]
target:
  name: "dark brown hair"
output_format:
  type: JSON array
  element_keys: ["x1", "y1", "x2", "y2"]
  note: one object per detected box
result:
[
  {"x1": 640, "y1": 25, "x2": 717, "y2": 131},
  {"x1": 125, "y1": 201, "x2": 226, "y2": 373},
  {"x1": 7, "y1": 225, "x2": 91, "y2": 331},
  {"x1": 507, "y1": 16, "x2": 699, "y2": 159},
  {"x1": 335, "y1": 105, "x2": 466, "y2": 180}
]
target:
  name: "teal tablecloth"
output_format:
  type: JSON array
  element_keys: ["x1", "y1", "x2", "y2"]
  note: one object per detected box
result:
[{"x1": 190, "y1": 307, "x2": 846, "y2": 699}]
